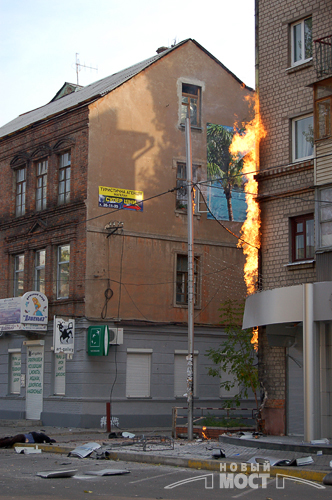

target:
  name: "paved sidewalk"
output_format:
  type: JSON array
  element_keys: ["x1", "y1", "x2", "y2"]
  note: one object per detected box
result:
[{"x1": 0, "y1": 421, "x2": 331, "y2": 484}]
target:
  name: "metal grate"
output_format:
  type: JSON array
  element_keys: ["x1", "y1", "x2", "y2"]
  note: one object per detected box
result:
[{"x1": 315, "y1": 35, "x2": 332, "y2": 78}]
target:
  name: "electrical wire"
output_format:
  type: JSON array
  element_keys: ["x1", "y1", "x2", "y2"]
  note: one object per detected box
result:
[{"x1": 196, "y1": 184, "x2": 259, "y2": 249}]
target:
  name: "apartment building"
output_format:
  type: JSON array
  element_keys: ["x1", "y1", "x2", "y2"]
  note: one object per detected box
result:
[
  {"x1": 0, "y1": 39, "x2": 254, "y2": 428},
  {"x1": 243, "y1": 1, "x2": 332, "y2": 439}
]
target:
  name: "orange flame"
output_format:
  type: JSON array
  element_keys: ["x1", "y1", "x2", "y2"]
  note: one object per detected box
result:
[
  {"x1": 230, "y1": 96, "x2": 266, "y2": 348},
  {"x1": 192, "y1": 187, "x2": 196, "y2": 214},
  {"x1": 201, "y1": 426, "x2": 210, "y2": 440},
  {"x1": 229, "y1": 96, "x2": 266, "y2": 295},
  {"x1": 251, "y1": 327, "x2": 258, "y2": 351}
]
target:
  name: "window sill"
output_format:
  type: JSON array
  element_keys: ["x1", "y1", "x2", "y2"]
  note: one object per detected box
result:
[
  {"x1": 174, "y1": 303, "x2": 202, "y2": 310},
  {"x1": 175, "y1": 209, "x2": 201, "y2": 219},
  {"x1": 285, "y1": 259, "x2": 315, "y2": 270},
  {"x1": 126, "y1": 396, "x2": 152, "y2": 399},
  {"x1": 286, "y1": 59, "x2": 313, "y2": 74}
]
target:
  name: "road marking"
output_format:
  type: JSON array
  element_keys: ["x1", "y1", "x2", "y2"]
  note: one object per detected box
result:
[
  {"x1": 129, "y1": 470, "x2": 183, "y2": 484},
  {"x1": 232, "y1": 478, "x2": 276, "y2": 498}
]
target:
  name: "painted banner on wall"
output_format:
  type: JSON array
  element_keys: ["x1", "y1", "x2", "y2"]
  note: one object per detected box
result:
[{"x1": 206, "y1": 123, "x2": 247, "y2": 222}]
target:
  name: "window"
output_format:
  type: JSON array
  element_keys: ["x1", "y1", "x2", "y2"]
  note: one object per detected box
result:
[
  {"x1": 58, "y1": 152, "x2": 71, "y2": 205},
  {"x1": 176, "y1": 163, "x2": 198, "y2": 211},
  {"x1": 314, "y1": 78, "x2": 332, "y2": 140},
  {"x1": 318, "y1": 187, "x2": 332, "y2": 248},
  {"x1": 126, "y1": 350, "x2": 152, "y2": 397},
  {"x1": 36, "y1": 160, "x2": 47, "y2": 211},
  {"x1": 291, "y1": 17, "x2": 312, "y2": 66},
  {"x1": 54, "y1": 353, "x2": 66, "y2": 395},
  {"x1": 181, "y1": 84, "x2": 201, "y2": 127},
  {"x1": 34, "y1": 249, "x2": 46, "y2": 294},
  {"x1": 9, "y1": 351, "x2": 21, "y2": 394},
  {"x1": 174, "y1": 351, "x2": 198, "y2": 397},
  {"x1": 291, "y1": 215, "x2": 314, "y2": 261},
  {"x1": 176, "y1": 254, "x2": 199, "y2": 305},
  {"x1": 15, "y1": 167, "x2": 26, "y2": 217},
  {"x1": 14, "y1": 254, "x2": 24, "y2": 297},
  {"x1": 57, "y1": 244, "x2": 70, "y2": 299},
  {"x1": 292, "y1": 115, "x2": 314, "y2": 161}
]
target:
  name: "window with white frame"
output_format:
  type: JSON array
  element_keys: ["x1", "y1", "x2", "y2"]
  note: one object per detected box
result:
[
  {"x1": 34, "y1": 249, "x2": 46, "y2": 294},
  {"x1": 292, "y1": 115, "x2": 314, "y2": 161},
  {"x1": 176, "y1": 254, "x2": 200, "y2": 306},
  {"x1": 318, "y1": 187, "x2": 332, "y2": 248},
  {"x1": 36, "y1": 159, "x2": 48, "y2": 211},
  {"x1": 9, "y1": 350, "x2": 21, "y2": 394},
  {"x1": 291, "y1": 17, "x2": 312, "y2": 66},
  {"x1": 174, "y1": 351, "x2": 198, "y2": 397},
  {"x1": 58, "y1": 152, "x2": 71, "y2": 205},
  {"x1": 54, "y1": 352, "x2": 66, "y2": 395},
  {"x1": 181, "y1": 83, "x2": 201, "y2": 127},
  {"x1": 15, "y1": 167, "x2": 26, "y2": 217},
  {"x1": 126, "y1": 350, "x2": 152, "y2": 398},
  {"x1": 14, "y1": 254, "x2": 24, "y2": 297},
  {"x1": 57, "y1": 244, "x2": 70, "y2": 299}
]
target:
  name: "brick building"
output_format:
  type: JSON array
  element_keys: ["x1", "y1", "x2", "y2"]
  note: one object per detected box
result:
[
  {"x1": 0, "y1": 39, "x2": 254, "y2": 428},
  {"x1": 243, "y1": 1, "x2": 332, "y2": 439}
]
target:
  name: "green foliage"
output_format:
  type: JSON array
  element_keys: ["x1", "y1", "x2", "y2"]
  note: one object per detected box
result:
[
  {"x1": 201, "y1": 413, "x2": 246, "y2": 428},
  {"x1": 205, "y1": 300, "x2": 259, "y2": 409}
]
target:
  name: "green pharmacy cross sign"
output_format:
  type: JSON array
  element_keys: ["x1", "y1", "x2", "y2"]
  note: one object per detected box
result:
[{"x1": 87, "y1": 325, "x2": 109, "y2": 356}]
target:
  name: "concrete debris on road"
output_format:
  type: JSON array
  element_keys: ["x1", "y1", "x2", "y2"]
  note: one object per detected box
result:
[
  {"x1": 68, "y1": 442, "x2": 101, "y2": 458},
  {"x1": 36, "y1": 470, "x2": 77, "y2": 478},
  {"x1": 84, "y1": 469, "x2": 130, "y2": 476}
]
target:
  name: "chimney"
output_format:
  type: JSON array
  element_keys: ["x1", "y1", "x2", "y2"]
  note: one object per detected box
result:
[{"x1": 156, "y1": 46, "x2": 168, "y2": 54}]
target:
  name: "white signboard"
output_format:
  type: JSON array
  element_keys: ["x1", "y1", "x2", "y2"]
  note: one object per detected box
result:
[
  {"x1": 10, "y1": 353, "x2": 21, "y2": 394},
  {"x1": 21, "y1": 292, "x2": 48, "y2": 326},
  {"x1": 54, "y1": 353, "x2": 66, "y2": 395},
  {"x1": 0, "y1": 292, "x2": 48, "y2": 332},
  {"x1": 26, "y1": 345, "x2": 44, "y2": 419},
  {"x1": 53, "y1": 317, "x2": 75, "y2": 354}
]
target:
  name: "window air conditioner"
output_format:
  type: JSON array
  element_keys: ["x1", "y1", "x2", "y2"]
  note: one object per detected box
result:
[{"x1": 109, "y1": 328, "x2": 123, "y2": 345}]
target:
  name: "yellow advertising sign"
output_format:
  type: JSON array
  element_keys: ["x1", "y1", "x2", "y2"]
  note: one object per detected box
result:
[{"x1": 98, "y1": 186, "x2": 144, "y2": 211}]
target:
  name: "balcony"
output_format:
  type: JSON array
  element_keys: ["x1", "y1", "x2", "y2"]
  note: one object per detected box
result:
[{"x1": 315, "y1": 35, "x2": 332, "y2": 78}]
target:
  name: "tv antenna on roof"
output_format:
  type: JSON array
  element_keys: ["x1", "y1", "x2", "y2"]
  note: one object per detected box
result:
[{"x1": 75, "y1": 53, "x2": 98, "y2": 85}]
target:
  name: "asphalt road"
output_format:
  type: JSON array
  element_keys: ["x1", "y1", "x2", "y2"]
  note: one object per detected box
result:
[{"x1": 0, "y1": 448, "x2": 331, "y2": 500}]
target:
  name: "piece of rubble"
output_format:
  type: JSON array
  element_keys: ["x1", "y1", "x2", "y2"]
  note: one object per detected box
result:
[
  {"x1": 68, "y1": 442, "x2": 101, "y2": 458},
  {"x1": 84, "y1": 469, "x2": 130, "y2": 476},
  {"x1": 15, "y1": 446, "x2": 42, "y2": 454},
  {"x1": 37, "y1": 470, "x2": 77, "y2": 478}
]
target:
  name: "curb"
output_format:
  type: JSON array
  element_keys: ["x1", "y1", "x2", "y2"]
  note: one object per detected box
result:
[
  {"x1": 219, "y1": 435, "x2": 332, "y2": 455},
  {"x1": 18, "y1": 443, "x2": 328, "y2": 483}
]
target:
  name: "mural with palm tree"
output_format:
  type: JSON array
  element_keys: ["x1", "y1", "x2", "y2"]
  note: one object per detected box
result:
[{"x1": 207, "y1": 123, "x2": 246, "y2": 221}]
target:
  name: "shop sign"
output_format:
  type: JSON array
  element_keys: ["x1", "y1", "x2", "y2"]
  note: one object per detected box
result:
[
  {"x1": 98, "y1": 186, "x2": 143, "y2": 211},
  {"x1": 54, "y1": 317, "x2": 75, "y2": 354},
  {"x1": 0, "y1": 292, "x2": 48, "y2": 332},
  {"x1": 87, "y1": 325, "x2": 109, "y2": 356}
]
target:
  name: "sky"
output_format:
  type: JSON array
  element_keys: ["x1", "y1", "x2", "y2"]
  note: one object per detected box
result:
[{"x1": 0, "y1": 0, "x2": 255, "y2": 128}]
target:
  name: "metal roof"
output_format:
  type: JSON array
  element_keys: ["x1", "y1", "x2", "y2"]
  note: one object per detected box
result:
[
  {"x1": 0, "y1": 39, "x2": 251, "y2": 140},
  {"x1": 0, "y1": 47, "x2": 173, "y2": 139}
]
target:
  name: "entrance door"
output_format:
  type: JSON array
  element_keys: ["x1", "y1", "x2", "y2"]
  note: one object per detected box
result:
[{"x1": 26, "y1": 343, "x2": 44, "y2": 420}]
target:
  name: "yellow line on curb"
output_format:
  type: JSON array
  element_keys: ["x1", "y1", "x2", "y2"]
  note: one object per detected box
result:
[{"x1": 15, "y1": 444, "x2": 327, "y2": 483}]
